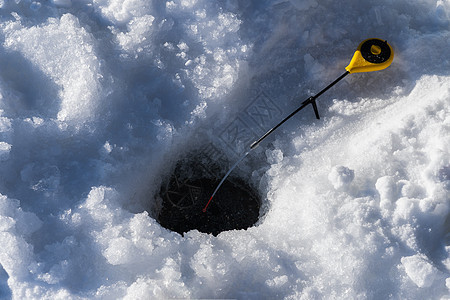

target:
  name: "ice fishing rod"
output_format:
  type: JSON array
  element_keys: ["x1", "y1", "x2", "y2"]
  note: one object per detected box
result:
[{"x1": 203, "y1": 38, "x2": 394, "y2": 212}]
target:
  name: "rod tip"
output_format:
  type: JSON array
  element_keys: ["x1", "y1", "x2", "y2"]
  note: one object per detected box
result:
[{"x1": 203, "y1": 196, "x2": 213, "y2": 213}]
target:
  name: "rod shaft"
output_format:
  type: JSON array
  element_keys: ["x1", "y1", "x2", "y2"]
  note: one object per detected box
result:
[
  {"x1": 250, "y1": 71, "x2": 349, "y2": 149},
  {"x1": 314, "y1": 71, "x2": 350, "y2": 99},
  {"x1": 204, "y1": 71, "x2": 350, "y2": 212}
]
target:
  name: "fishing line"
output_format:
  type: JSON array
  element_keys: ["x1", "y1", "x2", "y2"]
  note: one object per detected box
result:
[{"x1": 203, "y1": 38, "x2": 394, "y2": 212}]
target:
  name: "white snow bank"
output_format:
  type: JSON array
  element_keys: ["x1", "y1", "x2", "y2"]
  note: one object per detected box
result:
[{"x1": 262, "y1": 74, "x2": 450, "y2": 298}]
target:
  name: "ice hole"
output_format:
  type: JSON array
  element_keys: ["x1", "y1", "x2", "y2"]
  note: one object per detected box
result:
[{"x1": 155, "y1": 152, "x2": 261, "y2": 236}]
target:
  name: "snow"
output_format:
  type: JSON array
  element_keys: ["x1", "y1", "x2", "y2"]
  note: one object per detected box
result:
[
  {"x1": 0, "y1": 0, "x2": 449, "y2": 299},
  {"x1": 402, "y1": 254, "x2": 439, "y2": 288},
  {"x1": 328, "y1": 165, "x2": 355, "y2": 190}
]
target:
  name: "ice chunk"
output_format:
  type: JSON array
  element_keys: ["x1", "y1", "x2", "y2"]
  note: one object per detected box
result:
[
  {"x1": 0, "y1": 215, "x2": 15, "y2": 231},
  {"x1": 0, "y1": 232, "x2": 34, "y2": 279},
  {"x1": 0, "y1": 117, "x2": 12, "y2": 133},
  {"x1": 328, "y1": 165, "x2": 354, "y2": 190},
  {"x1": 0, "y1": 194, "x2": 42, "y2": 280},
  {"x1": 0, "y1": 142, "x2": 11, "y2": 161},
  {"x1": 265, "y1": 275, "x2": 288, "y2": 287},
  {"x1": 393, "y1": 197, "x2": 419, "y2": 221},
  {"x1": 0, "y1": 195, "x2": 42, "y2": 237},
  {"x1": 92, "y1": 0, "x2": 151, "y2": 24},
  {"x1": 80, "y1": 186, "x2": 120, "y2": 223},
  {"x1": 401, "y1": 254, "x2": 439, "y2": 288},
  {"x1": 123, "y1": 261, "x2": 191, "y2": 299},
  {"x1": 116, "y1": 15, "x2": 156, "y2": 54},
  {"x1": 266, "y1": 149, "x2": 284, "y2": 165},
  {"x1": 103, "y1": 237, "x2": 136, "y2": 265},
  {"x1": 376, "y1": 176, "x2": 398, "y2": 211}
]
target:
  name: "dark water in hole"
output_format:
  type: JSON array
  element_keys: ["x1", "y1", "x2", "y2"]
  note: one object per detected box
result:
[{"x1": 157, "y1": 168, "x2": 261, "y2": 236}]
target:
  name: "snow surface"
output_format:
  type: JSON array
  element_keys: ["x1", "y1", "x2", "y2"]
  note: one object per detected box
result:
[{"x1": 0, "y1": 0, "x2": 449, "y2": 299}]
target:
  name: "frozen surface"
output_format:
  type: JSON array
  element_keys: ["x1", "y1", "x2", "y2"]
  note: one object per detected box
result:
[{"x1": 0, "y1": 0, "x2": 449, "y2": 299}]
